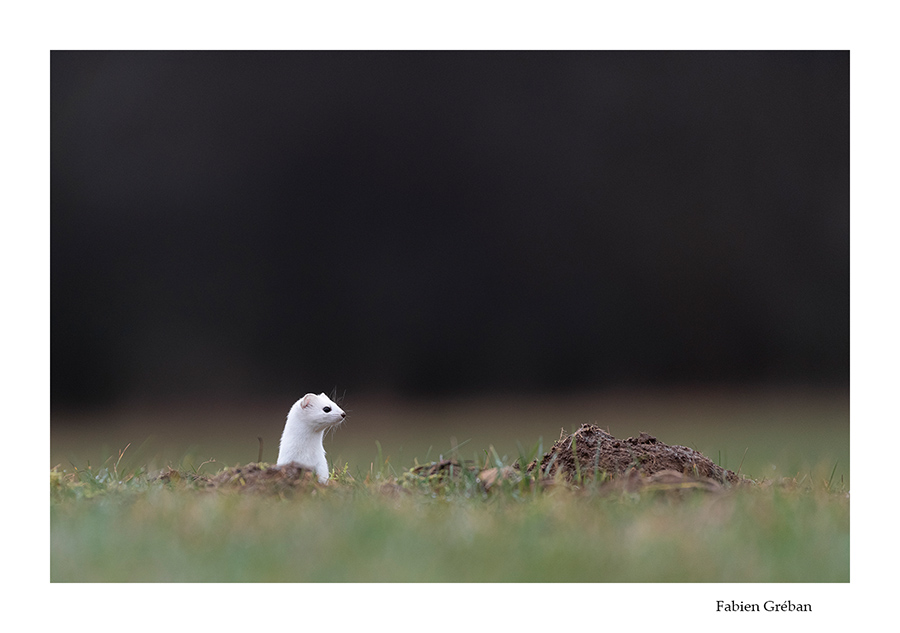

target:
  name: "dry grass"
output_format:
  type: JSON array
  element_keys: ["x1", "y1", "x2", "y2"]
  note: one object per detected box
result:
[{"x1": 50, "y1": 450, "x2": 849, "y2": 582}]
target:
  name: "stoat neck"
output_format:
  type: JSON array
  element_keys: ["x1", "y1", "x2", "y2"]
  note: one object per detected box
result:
[{"x1": 277, "y1": 411, "x2": 329, "y2": 481}]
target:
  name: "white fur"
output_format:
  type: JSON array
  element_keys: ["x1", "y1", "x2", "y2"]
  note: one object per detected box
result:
[{"x1": 276, "y1": 392, "x2": 345, "y2": 483}]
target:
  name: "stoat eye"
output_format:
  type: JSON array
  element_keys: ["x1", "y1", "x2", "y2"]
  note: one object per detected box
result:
[{"x1": 323, "y1": 406, "x2": 332, "y2": 413}]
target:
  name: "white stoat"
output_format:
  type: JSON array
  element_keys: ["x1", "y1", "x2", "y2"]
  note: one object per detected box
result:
[{"x1": 276, "y1": 392, "x2": 346, "y2": 483}]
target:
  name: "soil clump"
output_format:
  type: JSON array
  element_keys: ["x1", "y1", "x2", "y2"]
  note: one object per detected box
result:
[
  {"x1": 153, "y1": 462, "x2": 319, "y2": 493},
  {"x1": 206, "y1": 462, "x2": 318, "y2": 492},
  {"x1": 528, "y1": 424, "x2": 746, "y2": 486}
]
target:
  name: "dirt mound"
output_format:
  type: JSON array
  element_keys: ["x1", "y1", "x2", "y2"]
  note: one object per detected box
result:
[
  {"x1": 410, "y1": 459, "x2": 478, "y2": 477},
  {"x1": 528, "y1": 424, "x2": 744, "y2": 486},
  {"x1": 404, "y1": 459, "x2": 518, "y2": 490},
  {"x1": 203, "y1": 462, "x2": 318, "y2": 493}
]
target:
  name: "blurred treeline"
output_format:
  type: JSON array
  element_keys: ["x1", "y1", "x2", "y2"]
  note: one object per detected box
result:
[{"x1": 51, "y1": 51, "x2": 848, "y2": 407}]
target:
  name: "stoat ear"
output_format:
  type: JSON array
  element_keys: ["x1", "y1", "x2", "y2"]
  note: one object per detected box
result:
[{"x1": 301, "y1": 393, "x2": 315, "y2": 408}]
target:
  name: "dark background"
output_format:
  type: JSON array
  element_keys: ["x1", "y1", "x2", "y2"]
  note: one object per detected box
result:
[{"x1": 51, "y1": 51, "x2": 849, "y2": 408}]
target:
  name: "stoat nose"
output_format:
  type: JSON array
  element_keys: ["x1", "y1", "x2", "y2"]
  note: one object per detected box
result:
[{"x1": 341, "y1": 412, "x2": 346, "y2": 418}]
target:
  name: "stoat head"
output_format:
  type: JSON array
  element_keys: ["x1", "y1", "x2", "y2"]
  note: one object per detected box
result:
[{"x1": 291, "y1": 392, "x2": 346, "y2": 432}]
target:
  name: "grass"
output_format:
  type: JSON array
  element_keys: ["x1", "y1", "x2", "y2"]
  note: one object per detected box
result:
[{"x1": 50, "y1": 445, "x2": 849, "y2": 583}]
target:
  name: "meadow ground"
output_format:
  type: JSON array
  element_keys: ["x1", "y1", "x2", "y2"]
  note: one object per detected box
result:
[{"x1": 50, "y1": 388, "x2": 849, "y2": 582}]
